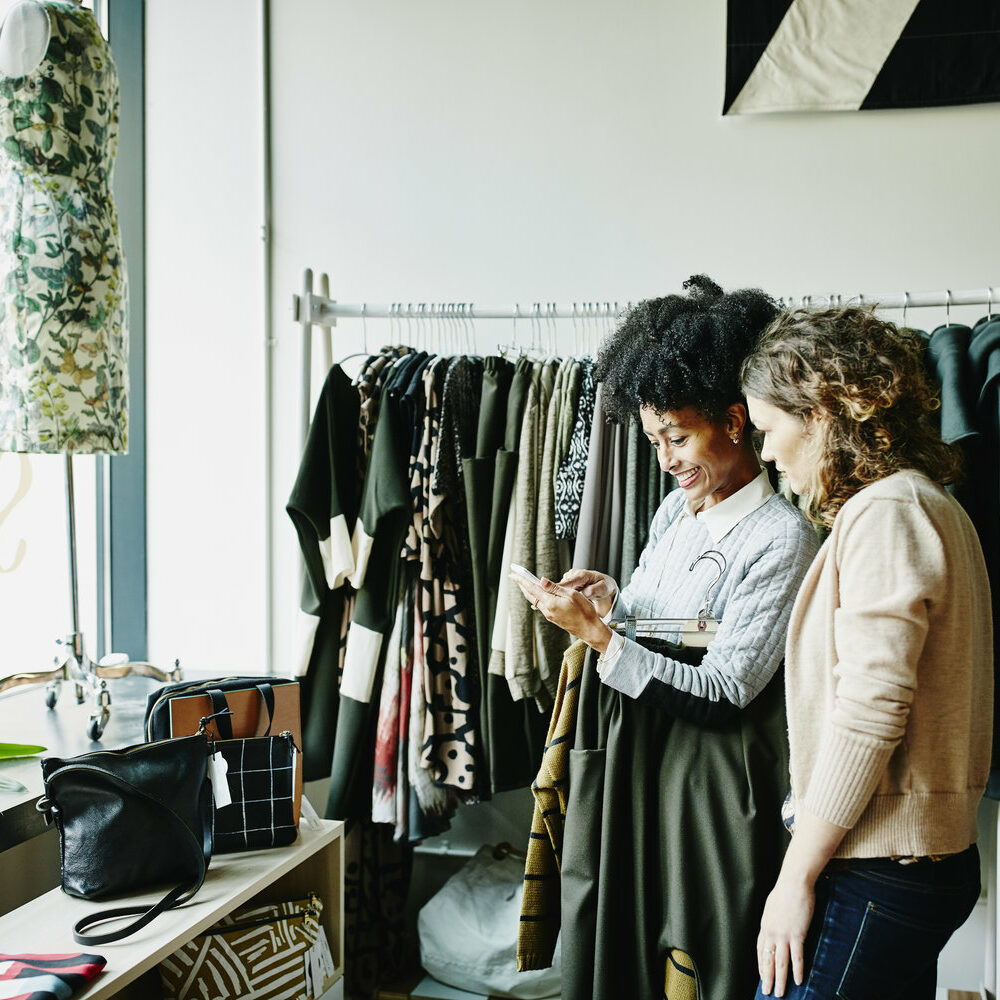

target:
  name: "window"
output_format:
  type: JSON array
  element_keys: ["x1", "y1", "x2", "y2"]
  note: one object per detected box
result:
[{"x1": 0, "y1": 455, "x2": 99, "y2": 673}]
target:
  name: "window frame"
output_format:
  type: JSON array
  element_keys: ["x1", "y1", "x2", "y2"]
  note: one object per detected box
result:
[{"x1": 99, "y1": 0, "x2": 146, "y2": 661}]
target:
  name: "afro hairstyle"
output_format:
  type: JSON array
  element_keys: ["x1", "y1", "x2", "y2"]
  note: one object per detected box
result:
[{"x1": 594, "y1": 275, "x2": 779, "y2": 424}]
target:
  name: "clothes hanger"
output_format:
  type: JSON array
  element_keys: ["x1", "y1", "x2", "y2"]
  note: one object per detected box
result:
[
  {"x1": 496, "y1": 305, "x2": 521, "y2": 360},
  {"x1": 612, "y1": 550, "x2": 726, "y2": 648},
  {"x1": 457, "y1": 303, "x2": 468, "y2": 355},
  {"x1": 451, "y1": 302, "x2": 461, "y2": 355},
  {"x1": 594, "y1": 302, "x2": 611, "y2": 356},
  {"x1": 453, "y1": 302, "x2": 467, "y2": 356},
  {"x1": 436, "y1": 302, "x2": 451, "y2": 355},
  {"x1": 467, "y1": 303, "x2": 481, "y2": 356},
  {"x1": 338, "y1": 302, "x2": 377, "y2": 368},
  {"x1": 603, "y1": 301, "x2": 620, "y2": 361},
  {"x1": 535, "y1": 302, "x2": 556, "y2": 358},
  {"x1": 416, "y1": 302, "x2": 426, "y2": 353},
  {"x1": 972, "y1": 287, "x2": 997, "y2": 338},
  {"x1": 441, "y1": 302, "x2": 452, "y2": 354},
  {"x1": 497, "y1": 304, "x2": 548, "y2": 361}
]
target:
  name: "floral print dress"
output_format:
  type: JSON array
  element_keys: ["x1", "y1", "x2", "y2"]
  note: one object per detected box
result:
[{"x1": 0, "y1": 1, "x2": 128, "y2": 453}]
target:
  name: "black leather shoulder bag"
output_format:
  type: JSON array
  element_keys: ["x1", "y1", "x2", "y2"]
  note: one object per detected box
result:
[{"x1": 36, "y1": 733, "x2": 213, "y2": 946}]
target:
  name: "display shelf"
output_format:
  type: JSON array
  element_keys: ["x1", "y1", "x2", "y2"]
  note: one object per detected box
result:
[{"x1": 0, "y1": 817, "x2": 344, "y2": 1000}]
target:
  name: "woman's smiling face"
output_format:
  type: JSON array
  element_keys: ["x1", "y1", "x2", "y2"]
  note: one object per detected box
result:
[{"x1": 639, "y1": 403, "x2": 756, "y2": 510}]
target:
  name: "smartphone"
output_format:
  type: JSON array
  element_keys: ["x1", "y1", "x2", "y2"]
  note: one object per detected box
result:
[{"x1": 510, "y1": 563, "x2": 542, "y2": 586}]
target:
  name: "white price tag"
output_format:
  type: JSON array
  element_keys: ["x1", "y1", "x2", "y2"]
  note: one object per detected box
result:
[
  {"x1": 308, "y1": 944, "x2": 322, "y2": 998},
  {"x1": 317, "y1": 926, "x2": 335, "y2": 977},
  {"x1": 208, "y1": 750, "x2": 232, "y2": 808}
]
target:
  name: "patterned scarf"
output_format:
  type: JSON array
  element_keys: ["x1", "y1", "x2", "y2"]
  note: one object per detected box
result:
[{"x1": 0, "y1": 954, "x2": 106, "y2": 999}]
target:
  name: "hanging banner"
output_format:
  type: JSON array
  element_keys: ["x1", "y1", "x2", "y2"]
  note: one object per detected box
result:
[{"x1": 725, "y1": 0, "x2": 1000, "y2": 114}]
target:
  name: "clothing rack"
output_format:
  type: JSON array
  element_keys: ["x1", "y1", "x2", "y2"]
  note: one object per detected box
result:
[
  {"x1": 291, "y1": 266, "x2": 1000, "y2": 990},
  {"x1": 295, "y1": 277, "x2": 1000, "y2": 323},
  {"x1": 294, "y1": 267, "x2": 1000, "y2": 442}
]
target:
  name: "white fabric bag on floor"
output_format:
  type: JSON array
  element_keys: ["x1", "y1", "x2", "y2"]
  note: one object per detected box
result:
[{"x1": 418, "y1": 845, "x2": 561, "y2": 999}]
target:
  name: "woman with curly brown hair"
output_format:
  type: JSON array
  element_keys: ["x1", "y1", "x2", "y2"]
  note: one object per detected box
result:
[{"x1": 741, "y1": 307, "x2": 993, "y2": 1000}]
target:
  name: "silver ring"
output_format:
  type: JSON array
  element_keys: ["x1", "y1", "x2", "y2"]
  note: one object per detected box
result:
[{"x1": 765, "y1": 947, "x2": 775, "y2": 955}]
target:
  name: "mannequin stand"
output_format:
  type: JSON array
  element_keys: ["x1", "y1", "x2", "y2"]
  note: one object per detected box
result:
[{"x1": 0, "y1": 455, "x2": 181, "y2": 740}]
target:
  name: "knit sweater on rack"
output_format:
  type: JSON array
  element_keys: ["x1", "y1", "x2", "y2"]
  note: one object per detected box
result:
[
  {"x1": 786, "y1": 470, "x2": 993, "y2": 858},
  {"x1": 600, "y1": 472, "x2": 820, "y2": 714}
]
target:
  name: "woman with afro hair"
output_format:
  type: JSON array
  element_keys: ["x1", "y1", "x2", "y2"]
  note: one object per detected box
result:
[{"x1": 513, "y1": 276, "x2": 820, "y2": 1000}]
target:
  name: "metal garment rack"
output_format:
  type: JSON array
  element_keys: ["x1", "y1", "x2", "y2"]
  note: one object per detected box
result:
[
  {"x1": 291, "y1": 269, "x2": 1000, "y2": 979},
  {"x1": 293, "y1": 268, "x2": 1000, "y2": 442},
  {"x1": 297, "y1": 284, "x2": 1000, "y2": 321}
]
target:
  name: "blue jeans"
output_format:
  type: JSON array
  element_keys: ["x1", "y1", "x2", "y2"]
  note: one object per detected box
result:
[{"x1": 754, "y1": 845, "x2": 981, "y2": 1000}]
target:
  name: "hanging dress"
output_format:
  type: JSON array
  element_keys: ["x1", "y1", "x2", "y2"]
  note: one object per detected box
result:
[{"x1": 0, "y1": 0, "x2": 128, "y2": 452}]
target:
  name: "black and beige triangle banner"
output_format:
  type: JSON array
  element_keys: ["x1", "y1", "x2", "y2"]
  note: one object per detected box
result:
[{"x1": 725, "y1": 0, "x2": 1000, "y2": 114}]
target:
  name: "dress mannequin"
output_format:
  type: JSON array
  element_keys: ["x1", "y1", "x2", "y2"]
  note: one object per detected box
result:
[
  {"x1": 0, "y1": 0, "x2": 128, "y2": 454},
  {"x1": 0, "y1": 0, "x2": 140, "y2": 737}
]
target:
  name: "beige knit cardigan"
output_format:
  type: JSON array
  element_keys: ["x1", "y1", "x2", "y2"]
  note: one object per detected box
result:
[{"x1": 785, "y1": 470, "x2": 993, "y2": 858}]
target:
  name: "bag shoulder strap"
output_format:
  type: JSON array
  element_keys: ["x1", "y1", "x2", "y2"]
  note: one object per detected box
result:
[
  {"x1": 73, "y1": 881, "x2": 194, "y2": 946},
  {"x1": 48, "y1": 765, "x2": 212, "y2": 946}
]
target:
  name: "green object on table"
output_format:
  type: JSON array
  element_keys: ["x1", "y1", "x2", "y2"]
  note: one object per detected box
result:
[
  {"x1": 0, "y1": 743, "x2": 45, "y2": 791},
  {"x1": 0, "y1": 742, "x2": 46, "y2": 759}
]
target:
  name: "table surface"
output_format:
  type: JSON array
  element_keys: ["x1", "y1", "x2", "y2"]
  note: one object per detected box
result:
[{"x1": 0, "y1": 675, "x2": 161, "y2": 850}]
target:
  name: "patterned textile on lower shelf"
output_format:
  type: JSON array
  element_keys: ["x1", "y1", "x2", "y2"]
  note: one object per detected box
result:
[{"x1": 0, "y1": 954, "x2": 107, "y2": 1000}]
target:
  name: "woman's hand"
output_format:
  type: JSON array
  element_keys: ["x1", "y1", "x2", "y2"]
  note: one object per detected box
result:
[
  {"x1": 510, "y1": 573, "x2": 613, "y2": 654},
  {"x1": 756, "y1": 869, "x2": 814, "y2": 996},
  {"x1": 557, "y1": 568, "x2": 618, "y2": 619},
  {"x1": 756, "y1": 809, "x2": 848, "y2": 996}
]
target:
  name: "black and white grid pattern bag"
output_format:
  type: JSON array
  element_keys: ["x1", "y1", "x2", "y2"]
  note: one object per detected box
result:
[{"x1": 207, "y1": 731, "x2": 298, "y2": 853}]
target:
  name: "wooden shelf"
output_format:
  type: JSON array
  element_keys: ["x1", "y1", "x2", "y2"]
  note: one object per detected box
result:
[{"x1": 0, "y1": 817, "x2": 345, "y2": 1000}]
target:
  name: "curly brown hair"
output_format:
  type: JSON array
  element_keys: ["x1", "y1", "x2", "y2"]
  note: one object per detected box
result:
[{"x1": 739, "y1": 306, "x2": 961, "y2": 526}]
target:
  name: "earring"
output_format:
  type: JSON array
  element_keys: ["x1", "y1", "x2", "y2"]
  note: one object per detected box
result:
[{"x1": 731, "y1": 435, "x2": 740, "y2": 445}]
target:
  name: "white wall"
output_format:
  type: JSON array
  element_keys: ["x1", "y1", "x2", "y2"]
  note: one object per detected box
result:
[
  {"x1": 266, "y1": 0, "x2": 1000, "y2": 674},
  {"x1": 142, "y1": 0, "x2": 1000, "y2": 680},
  {"x1": 145, "y1": 0, "x2": 1000, "y2": 989}
]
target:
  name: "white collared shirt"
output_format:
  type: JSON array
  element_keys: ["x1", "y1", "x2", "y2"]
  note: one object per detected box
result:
[{"x1": 684, "y1": 467, "x2": 775, "y2": 544}]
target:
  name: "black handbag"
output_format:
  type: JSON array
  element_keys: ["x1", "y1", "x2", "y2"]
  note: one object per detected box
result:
[
  {"x1": 36, "y1": 734, "x2": 213, "y2": 946},
  {"x1": 206, "y1": 726, "x2": 299, "y2": 853}
]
